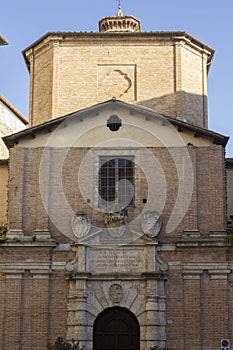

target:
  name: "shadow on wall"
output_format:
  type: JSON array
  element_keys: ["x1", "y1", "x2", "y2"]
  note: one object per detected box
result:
[{"x1": 137, "y1": 91, "x2": 208, "y2": 129}]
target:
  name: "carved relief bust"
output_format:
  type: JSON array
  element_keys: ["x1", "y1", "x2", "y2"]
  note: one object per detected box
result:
[{"x1": 109, "y1": 284, "x2": 123, "y2": 304}]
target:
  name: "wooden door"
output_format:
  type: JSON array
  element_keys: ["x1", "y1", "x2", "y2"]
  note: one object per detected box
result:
[{"x1": 93, "y1": 307, "x2": 140, "y2": 350}]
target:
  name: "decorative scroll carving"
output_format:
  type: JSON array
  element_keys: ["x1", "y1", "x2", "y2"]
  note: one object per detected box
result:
[{"x1": 101, "y1": 70, "x2": 132, "y2": 99}]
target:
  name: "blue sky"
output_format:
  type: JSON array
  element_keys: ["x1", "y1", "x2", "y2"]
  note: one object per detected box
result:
[{"x1": 0, "y1": 0, "x2": 232, "y2": 156}]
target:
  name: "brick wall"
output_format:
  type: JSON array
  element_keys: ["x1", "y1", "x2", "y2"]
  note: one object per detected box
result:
[
  {"x1": 7, "y1": 145, "x2": 226, "y2": 239},
  {"x1": 0, "y1": 246, "x2": 70, "y2": 350},
  {"x1": 2, "y1": 143, "x2": 228, "y2": 349},
  {"x1": 25, "y1": 33, "x2": 211, "y2": 128},
  {"x1": 227, "y1": 162, "x2": 233, "y2": 221},
  {"x1": 28, "y1": 44, "x2": 54, "y2": 126},
  {"x1": 0, "y1": 162, "x2": 8, "y2": 224},
  {"x1": 0, "y1": 245, "x2": 231, "y2": 350}
]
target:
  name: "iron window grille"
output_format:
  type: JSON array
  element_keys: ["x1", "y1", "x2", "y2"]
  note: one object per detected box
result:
[{"x1": 98, "y1": 157, "x2": 135, "y2": 209}]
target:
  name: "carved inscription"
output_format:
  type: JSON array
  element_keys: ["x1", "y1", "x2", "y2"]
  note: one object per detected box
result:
[{"x1": 88, "y1": 249, "x2": 145, "y2": 273}]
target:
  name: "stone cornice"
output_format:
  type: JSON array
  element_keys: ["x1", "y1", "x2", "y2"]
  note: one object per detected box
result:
[{"x1": 176, "y1": 230, "x2": 228, "y2": 248}]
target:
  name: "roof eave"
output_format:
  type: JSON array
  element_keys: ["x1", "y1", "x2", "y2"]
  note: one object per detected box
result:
[
  {"x1": 3, "y1": 99, "x2": 228, "y2": 149},
  {"x1": 226, "y1": 158, "x2": 233, "y2": 167},
  {"x1": 0, "y1": 35, "x2": 8, "y2": 46}
]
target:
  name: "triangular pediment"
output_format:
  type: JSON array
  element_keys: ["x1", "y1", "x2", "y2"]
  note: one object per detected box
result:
[{"x1": 3, "y1": 99, "x2": 228, "y2": 149}]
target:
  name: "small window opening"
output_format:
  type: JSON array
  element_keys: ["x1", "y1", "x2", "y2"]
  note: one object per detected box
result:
[{"x1": 107, "y1": 115, "x2": 122, "y2": 131}]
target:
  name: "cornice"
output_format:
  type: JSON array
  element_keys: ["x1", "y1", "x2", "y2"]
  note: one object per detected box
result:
[{"x1": 22, "y1": 31, "x2": 214, "y2": 69}]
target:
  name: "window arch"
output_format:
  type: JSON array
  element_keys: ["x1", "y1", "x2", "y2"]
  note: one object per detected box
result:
[{"x1": 93, "y1": 307, "x2": 140, "y2": 350}]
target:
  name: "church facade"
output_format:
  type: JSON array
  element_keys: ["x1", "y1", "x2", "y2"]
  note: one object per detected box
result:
[{"x1": 0, "y1": 8, "x2": 232, "y2": 350}]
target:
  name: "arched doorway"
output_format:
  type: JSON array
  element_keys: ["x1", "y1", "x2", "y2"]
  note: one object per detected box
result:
[{"x1": 93, "y1": 307, "x2": 140, "y2": 350}]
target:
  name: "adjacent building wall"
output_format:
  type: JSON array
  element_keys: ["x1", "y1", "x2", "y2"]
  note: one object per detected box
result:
[
  {"x1": 0, "y1": 96, "x2": 28, "y2": 224},
  {"x1": 0, "y1": 96, "x2": 28, "y2": 159}
]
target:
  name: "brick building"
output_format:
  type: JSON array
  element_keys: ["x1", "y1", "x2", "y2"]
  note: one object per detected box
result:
[
  {"x1": 0, "y1": 7, "x2": 232, "y2": 350},
  {"x1": 0, "y1": 36, "x2": 28, "y2": 225}
]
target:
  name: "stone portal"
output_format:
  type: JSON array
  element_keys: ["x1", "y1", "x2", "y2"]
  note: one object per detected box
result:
[{"x1": 65, "y1": 227, "x2": 168, "y2": 350}]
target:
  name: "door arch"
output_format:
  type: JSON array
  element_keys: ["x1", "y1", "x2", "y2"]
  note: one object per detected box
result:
[{"x1": 93, "y1": 307, "x2": 140, "y2": 350}]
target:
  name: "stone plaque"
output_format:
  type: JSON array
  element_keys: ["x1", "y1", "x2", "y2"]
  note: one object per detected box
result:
[{"x1": 87, "y1": 248, "x2": 145, "y2": 273}]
